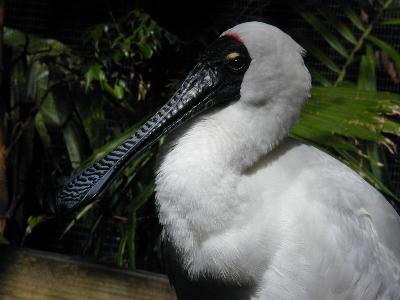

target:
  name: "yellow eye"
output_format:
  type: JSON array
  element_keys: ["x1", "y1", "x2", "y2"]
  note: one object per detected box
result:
[
  {"x1": 226, "y1": 52, "x2": 246, "y2": 72},
  {"x1": 226, "y1": 52, "x2": 240, "y2": 60}
]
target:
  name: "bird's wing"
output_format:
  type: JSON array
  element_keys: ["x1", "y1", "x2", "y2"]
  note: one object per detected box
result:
[
  {"x1": 243, "y1": 141, "x2": 400, "y2": 299},
  {"x1": 254, "y1": 143, "x2": 400, "y2": 299}
]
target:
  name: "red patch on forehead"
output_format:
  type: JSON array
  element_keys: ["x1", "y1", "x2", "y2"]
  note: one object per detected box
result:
[{"x1": 223, "y1": 32, "x2": 243, "y2": 43}]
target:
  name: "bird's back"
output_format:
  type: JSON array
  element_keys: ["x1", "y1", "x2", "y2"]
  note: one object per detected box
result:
[{"x1": 244, "y1": 139, "x2": 400, "y2": 299}]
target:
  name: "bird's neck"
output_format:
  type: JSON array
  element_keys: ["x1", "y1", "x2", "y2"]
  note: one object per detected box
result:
[{"x1": 155, "y1": 99, "x2": 301, "y2": 277}]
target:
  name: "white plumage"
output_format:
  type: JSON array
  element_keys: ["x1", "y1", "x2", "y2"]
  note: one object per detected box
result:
[{"x1": 155, "y1": 22, "x2": 400, "y2": 299}]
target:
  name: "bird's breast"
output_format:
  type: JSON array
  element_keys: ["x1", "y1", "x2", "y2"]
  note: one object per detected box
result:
[
  {"x1": 155, "y1": 116, "x2": 242, "y2": 238},
  {"x1": 155, "y1": 114, "x2": 266, "y2": 280}
]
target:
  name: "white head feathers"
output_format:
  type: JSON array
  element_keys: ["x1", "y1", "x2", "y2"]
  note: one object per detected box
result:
[{"x1": 223, "y1": 21, "x2": 311, "y2": 108}]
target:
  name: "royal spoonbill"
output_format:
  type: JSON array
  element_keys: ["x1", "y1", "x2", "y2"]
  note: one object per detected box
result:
[{"x1": 57, "y1": 22, "x2": 400, "y2": 299}]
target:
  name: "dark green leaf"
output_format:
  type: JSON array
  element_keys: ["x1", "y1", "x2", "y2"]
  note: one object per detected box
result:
[
  {"x1": 4, "y1": 27, "x2": 72, "y2": 57},
  {"x1": 60, "y1": 202, "x2": 96, "y2": 239},
  {"x1": 117, "y1": 230, "x2": 128, "y2": 267},
  {"x1": 367, "y1": 143, "x2": 388, "y2": 184},
  {"x1": 317, "y1": 7, "x2": 358, "y2": 44},
  {"x1": 299, "y1": 39, "x2": 341, "y2": 73},
  {"x1": 63, "y1": 119, "x2": 88, "y2": 168},
  {"x1": 343, "y1": 6, "x2": 366, "y2": 31},
  {"x1": 25, "y1": 215, "x2": 46, "y2": 236},
  {"x1": 309, "y1": 67, "x2": 333, "y2": 86},
  {"x1": 112, "y1": 84, "x2": 125, "y2": 100},
  {"x1": 40, "y1": 92, "x2": 73, "y2": 127},
  {"x1": 357, "y1": 46, "x2": 376, "y2": 91},
  {"x1": 132, "y1": 182, "x2": 155, "y2": 212},
  {"x1": 127, "y1": 212, "x2": 136, "y2": 269},
  {"x1": 35, "y1": 112, "x2": 52, "y2": 147},
  {"x1": 368, "y1": 35, "x2": 400, "y2": 69},
  {"x1": 137, "y1": 42, "x2": 153, "y2": 59},
  {"x1": 301, "y1": 12, "x2": 349, "y2": 58},
  {"x1": 84, "y1": 64, "x2": 100, "y2": 92},
  {"x1": 381, "y1": 18, "x2": 400, "y2": 25}
]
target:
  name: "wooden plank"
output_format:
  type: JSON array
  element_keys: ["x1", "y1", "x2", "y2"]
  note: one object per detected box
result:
[{"x1": 0, "y1": 246, "x2": 177, "y2": 300}]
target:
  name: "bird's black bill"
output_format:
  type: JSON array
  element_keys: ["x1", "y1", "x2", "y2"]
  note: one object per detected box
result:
[
  {"x1": 56, "y1": 35, "x2": 251, "y2": 213},
  {"x1": 56, "y1": 63, "x2": 221, "y2": 211}
]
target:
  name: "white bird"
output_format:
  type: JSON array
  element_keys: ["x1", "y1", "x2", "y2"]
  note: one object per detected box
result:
[{"x1": 57, "y1": 22, "x2": 400, "y2": 299}]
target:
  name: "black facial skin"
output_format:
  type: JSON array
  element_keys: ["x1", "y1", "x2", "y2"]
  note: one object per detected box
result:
[
  {"x1": 56, "y1": 36, "x2": 251, "y2": 212},
  {"x1": 199, "y1": 36, "x2": 251, "y2": 103}
]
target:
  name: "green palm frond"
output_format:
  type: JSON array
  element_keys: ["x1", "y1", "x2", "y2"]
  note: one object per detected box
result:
[
  {"x1": 293, "y1": 86, "x2": 400, "y2": 201},
  {"x1": 292, "y1": 0, "x2": 400, "y2": 203},
  {"x1": 293, "y1": 87, "x2": 400, "y2": 150}
]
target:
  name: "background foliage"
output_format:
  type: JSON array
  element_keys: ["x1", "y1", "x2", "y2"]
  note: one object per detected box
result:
[
  {"x1": 290, "y1": 0, "x2": 400, "y2": 205},
  {"x1": 1, "y1": 0, "x2": 400, "y2": 272},
  {"x1": 2, "y1": 10, "x2": 179, "y2": 269}
]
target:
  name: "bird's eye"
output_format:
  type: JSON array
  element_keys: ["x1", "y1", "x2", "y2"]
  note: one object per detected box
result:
[{"x1": 226, "y1": 52, "x2": 246, "y2": 72}]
